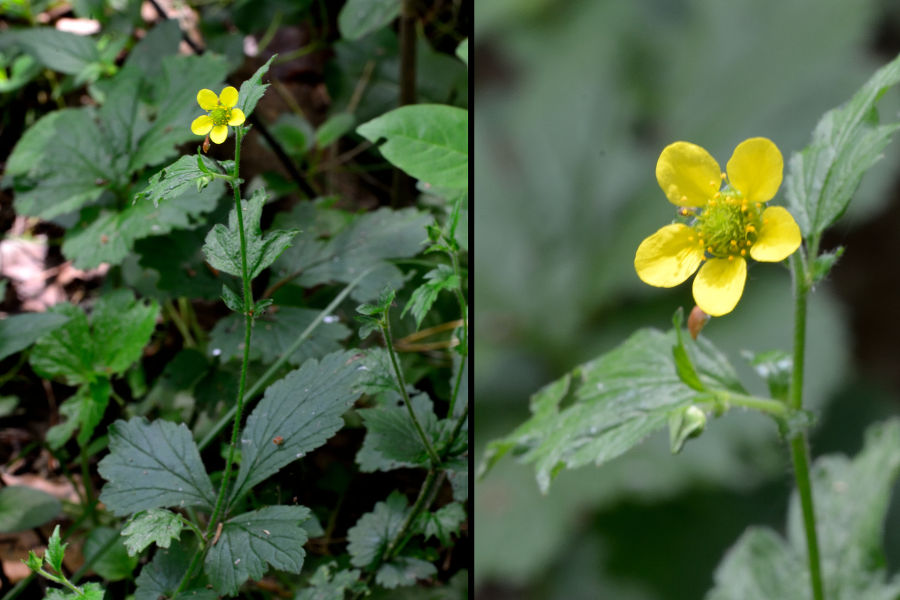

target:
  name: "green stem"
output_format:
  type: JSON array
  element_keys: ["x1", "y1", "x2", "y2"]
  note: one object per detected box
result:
[
  {"x1": 206, "y1": 127, "x2": 252, "y2": 533},
  {"x1": 789, "y1": 251, "x2": 825, "y2": 600},
  {"x1": 446, "y1": 251, "x2": 468, "y2": 419},
  {"x1": 197, "y1": 267, "x2": 376, "y2": 453},
  {"x1": 164, "y1": 299, "x2": 196, "y2": 347},
  {"x1": 381, "y1": 318, "x2": 441, "y2": 467},
  {"x1": 170, "y1": 546, "x2": 205, "y2": 599},
  {"x1": 705, "y1": 390, "x2": 790, "y2": 419}
]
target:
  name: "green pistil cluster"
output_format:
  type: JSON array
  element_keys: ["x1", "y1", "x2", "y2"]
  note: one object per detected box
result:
[
  {"x1": 210, "y1": 107, "x2": 231, "y2": 126},
  {"x1": 692, "y1": 187, "x2": 763, "y2": 259}
]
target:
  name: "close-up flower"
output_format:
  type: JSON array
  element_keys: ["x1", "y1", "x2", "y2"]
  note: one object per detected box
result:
[
  {"x1": 634, "y1": 137, "x2": 802, "y2": 316},
  {"x1": 190, "y1": 86, "x2": 246, "y2": 144}
]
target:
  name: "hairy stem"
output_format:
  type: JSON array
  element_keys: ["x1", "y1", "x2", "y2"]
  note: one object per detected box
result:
[{"x1": 789, "y1": 251, "x2": 825, "y2": 600}]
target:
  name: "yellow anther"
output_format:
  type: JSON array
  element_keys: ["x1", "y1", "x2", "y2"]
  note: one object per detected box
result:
[
  {"x1": 740, "y1": 249, "x2": 747, "y2": 256},
  {"x1": 755, "y1": 203, "x2": 761, "y2": 209},
  {"x1": 746, "y1": 225, "x2": 756, "y2": 233},
  {"x1": 730, "y1": 240, "x2": 737, "y2": 246},
  {"x1": 688, "y1": 236, "x2": 694, "y2": 242},
  {"x1": 728, "y1": 255, "x2": 734, "y2": 261},
  {"x1": 708, "y1": 199, "x2": 716, "y2": 207},
  {"x1": 713, "y1": 192, "x2": 721, "y2": 199},
  {"x1": 745, "y1": 240, "x2": 752, "y2": 247},
  {"x1": 707, "y1": 246, "x2": 713, "y2": 253},
  {"x1": 680, "y1": 196, "x2": 688, "y2": 204},
  {"x1": 720, "y1": 172, "x2": 727, "y2": 180}
]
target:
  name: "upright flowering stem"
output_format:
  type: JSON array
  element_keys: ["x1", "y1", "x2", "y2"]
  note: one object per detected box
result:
[{"x1": 788, "y1": 251, "x2": 825, "y2": 600}]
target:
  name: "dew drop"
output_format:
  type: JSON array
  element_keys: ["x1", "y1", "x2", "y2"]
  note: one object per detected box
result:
[
  {"x1": 356, "y1": 365, "x2": 369, "y2": 371},
  {"x1": 212, "y1": 348, "x2": 222, "y2": 357},
  {"x1": 323, "y1": 315, "x2": 339, "y2": 324},
  {"x1": 295, "y1": 452, "x2": 303, "y2": 458},
  {"x1": 234, "y1": 558, "x2": 241, "y2": 565}
]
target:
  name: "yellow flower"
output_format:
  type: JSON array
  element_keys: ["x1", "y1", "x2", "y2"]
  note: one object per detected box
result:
[
  {"x1": 635, "y1": 137, "x2": 802, "y2": 317},
  {"x1": 190, "y1": 86, "x2": 246, "y2": 144}
]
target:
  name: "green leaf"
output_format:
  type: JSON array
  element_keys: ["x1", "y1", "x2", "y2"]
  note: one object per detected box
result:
[
  {"x1": 228, "y1": 351, "x2": 362, "y2": 504},
  {"x1": 0, "y1": 486, "x2": 61, "y2": 533},
  {"x1": 316, "y1": 112, "x2": 355, "y2": 147},
  {"x1": 30, "y1": 304, "x2": 95, "y2": 384},
  {"x1": 0, "y1": 53, "x2": 40, "y2": 93},
  {"x1": 418, "y1": 502, "x2": 466, "y2": 546},
  {"x1": 272, "y1": 205, "x2": 431, "y2": 302},
  {"x1": 0, "y1": 312, "x2": 70, "y2": 361},
  {"x1": 810, "y1": 246, "x2": 845, "y2": 284},
  {"x1": 121, "y1": 509, "x2": 184, "y2": 556},
  {"x1": 3, "y1": 27, "x2": 100, "y2": 75},
  {"x1": 237, "y1": 55, "x2": 276, "y2": 119},
  {"x1": 742, "y1": 349, "x2": 793, "y2": 401},
  {"x1": 356, "y1": 394, "x2": 439, "y2": 472},
  {"x1": 376, "y1": 556, "x2": 437, "y2": 589},
  {"x1": 135, "y1": 229, "x2": 223, "y2": 301},
  {"x1": 207, "y1": 306, "x2": 350, "y2": 366},
  {"x1": 347, "y1": 490, "x2": 408, "y2": 568},
  {"x1": 709, "y1": 419, "x2": 900, "y2": 599},
  {"x1": 124, "y1": 20, "x2": 182, "y2": 79},
  {"x1": 456, "y1": 39, "x2": 468, "y2": 67},
  {"x1": 133, "y1": 154, "x2": 225, "y2": 208},
  {"x1": 134, "y1": 538, "x2": 217, "y2": 600},
  {"x1": 480, "y1": 328, "x2": 744, "y2": 492},
  {"x1": 203, "y1": 506, "x2": 311, "y2": 595},
  {"x1": 83, "y1": 526, "x2": 139, "y2": 581},
  {"x1": 75, "y1": 377, "x2": 112, "y2": 448},
  {"x1": 64, "y1": 178, "x2": 224, "y2": 269},
  {"x1": 89, "y1": 289, "x2": 160, "y2": 375},
  {"x1": 202, "y1": 189, "x2": 299, "y2": 280},
  {"x1": 46, "y1": 525, "x2": 66, "y2": 573},
  {"x1": 357, "y1": 104, "x2": 468, "y2": 189},
  {"x1": 46, "y1": 582, "x2": 106, "y2": 600},
  {"x1": 401, "y1": 264, "x2": 459, "y2": 329},
  {"x1": 338, "y1": 0, "x2": 400, "y2": 40},
  {"x1": 295, "y1": 562, "x2": 362, "y2": 600},
  {"x1": 98, "y1": 417, "x2": 217, "y2": 516},
  {"x1": 786, "y1": 52, "x2": 900, "y2": 238}
]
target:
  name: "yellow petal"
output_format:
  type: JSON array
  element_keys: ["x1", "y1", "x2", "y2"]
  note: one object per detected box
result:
[
  {"x1": 656, "y1": 141, "x2": 721, "y2": 207},
  {"x1": 190, "y1": 115, "x2": 213, "y2": 135},
  {"x1": 750, "y1": 206, "x2": 802, "y2": 262},
  {"x1": 228, "y1": 108, "x2": 246, "y2": 126},
  {"x1": 197, "y1": 89, "x2": 219, "y2": 110},
  {"x1": 635, "y1": 223, "x2": 705, "y2": 287},
  {"x1": 210, "y1": 124, "x2": 228, "y2": 144},
  {"x1": 726, "y1": 137, "x2": 783, "y2": 204},
  {"x1": 220, "y1": 86, "x2": 239, "y2": 108},
  {"x1": 692, "y1": 257, "x2": 747, "y2": 317}
]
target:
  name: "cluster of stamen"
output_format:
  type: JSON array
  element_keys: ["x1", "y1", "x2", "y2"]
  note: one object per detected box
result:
[
  {"x1": 209, "y1": 106, "x2": 231, "y2": 126},
  {"x1": 682, "y1": 174, "x2": 763, "y2": 260}
]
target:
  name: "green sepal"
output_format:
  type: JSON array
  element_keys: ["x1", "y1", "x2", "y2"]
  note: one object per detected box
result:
[{"x1": 668, "y1": 405, "x2": 707, "y2": 454}]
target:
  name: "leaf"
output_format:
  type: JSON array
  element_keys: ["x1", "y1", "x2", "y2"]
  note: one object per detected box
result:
[
  {"x1": 456, "y1": 39, "x2": 468, "y2": 67},
  {"x1": 124, "y1": 20, "x2": 182, "y2": 79},
  {"x1": 356, "y1": 394, "x2": 439, "y2": 472},
  {"x1": 357, "y1": 104, "x2": 468, "y2": 189},
  {"x1": 3, "y1": 27, "x2": 100, "y2": 75},
  {"x1": 295, "y1": 562, "x2": 362, "y2": 600},
  {"x1": 316, "y1": 112, "x2": 355, "y2": 147},
  {"x1": 376, "y1": 556, "x2": 437, "y2": 589},
  {"x1": 347, "y1": 491, "x2": 408, "y2": 568},
  {"x1": 202, "y1": 189, "x2": 299, "y2": 280},
  {"x1": 75, "y1": 377, "x2": 112, "y2": 448},
  {"x1": 401, "y1": 264, "x2": 459, "y2": 329},
  {"x1": 203, "y1": 506, "x2": 311, "y2": 595},
  {"x1": 742, "y1": 349, "x2": 792, "y2": 401},
  {"x1": 121, "y1": 509, "x2": 184, "y2": 556},
  {"x1": 46, "y1": 525, "x2": 66, "y2": 573},
  {"x1": 98, "y1": 417, "x2": 217, "y2": 516},
  {"x1": 786, "y1": 52, "x2": 900, "y2": 238},
  {"x1": 480, "y1": 328, "x2": 744, "y2": 492},
  {"x1": 709, "y1": 419, "x2": 900, "y2": 600},
  {"x1": 207, "y1": 306, "x2": 350, "y2": 366},
  {"x1": 83, "y1": 526, "x2": 139, "y2": 581},
  {"x1": 338, "y1": 0, "x2": 400, "y2": 40},
  {"x1": 134, "y1": 538, "x2": 217, "y2": 600},
  {"x1": 134, "y1": 154, "x2": 225, "y2": 208},
  {"x1": 418, "y1": 502, "x2": 466, "y2": 546},
  {"x1": 135, "y1": 229, "x2": 223, "y2": 301},
  {"x1": 46, "y1": 582, "x2": 106, "y2": 600},
  {"x1": 64, "y1": 177, "x2": 224, "y2": 269},
  {"x1": 237, "y1": 55, "x2": 276, "y2": 119},
  {"x1": 272, "y1": 205, "x2": 431, "y2": 302},
  {"x1": 0, "y1": 312, "x2": 71, "y2": 361},
  {"x1": 30, "y1": 304, "x2": 95, "y2": 384},
  {"x1": 0, "y1": 486, "x2": 61, "y2": 533},
  {"x1": 228, "y1": 351, "x2": 362, "y2": 504},
  {"x1": 89, "y1": 289, "x2": 160, "y2": 375}
]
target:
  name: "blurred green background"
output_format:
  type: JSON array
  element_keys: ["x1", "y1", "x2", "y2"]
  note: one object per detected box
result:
[{"x1": 473, "y1": 0, "x2": 900, "y2": 598}]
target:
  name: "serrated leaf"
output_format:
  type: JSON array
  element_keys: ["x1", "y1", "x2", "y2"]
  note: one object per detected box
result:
[
  {"x1": 75, "y1": 377, "x2": 112, "y2": 448},
  {"x1": 357, "y1": 104, "x2": 468, "y2": 189},
  {"x1": 376, "y1": 556, "x2": 437, "y2": 589},
  {"x1": 203, "y1": 506, "x2": 310, "y2": 595},
  {"x1": 83, "y1": 526, "x2": 138, "y2": 581},
  {"x1": 89, "y1": 289, "x2": 160, "y2": 375},
  {"x1": 30, "y1": 304, "x2": 94, "y2": 384},
  {"x1": 707, "y1": 528, "x2": 806, "y2": 600},
  {"x1": 0, "y1": 312, "x2": 70, "y2": 361},
  {"x1": 480, "y1": 328, "x2": 744, "y2": 492},
  {"x1": 338, "y1": 0, "x2": 400, "y2": 41},
  {"x1": 202, "y1": 189, "x2": 299, "y2": 280},
  {"x1": 208, "y1": 306, "x2": 350, "y2": 366},
  {"x1": 228, "y1": 351, "x2": 362, "y2": 503},
  {"x1": 786, "y1": 52, "x2": 900, "y2": 238},
  {"x1": 46, "y1": 525, "x2": 66, "y2": 573},
  {"x1": 296, "y1": 562, "x2": 362, "y2": 600},
  {"x1": 419, "y1": 502, "x2": 466, "y2": 546},
  {"x1": 0, "y1": 486, "x2": 61, "y2": 533},
  {"x1": 401, "y1": 264, "x2": 459, "y2": 328},
  {"x1": 3, "y1": 27, "x2": 100, "y2": 75},
  {"x1": 272, "y1": 205, "x2": 430, "y2": 302},
  {"x1": 742, "y1": 349, "x2": 792, "y2": 402},
  {"x1": 237, "y1": 55, "x2": 276, "y2": 119},
  {"x1": 347, "y1": 491, "x2": 408, "y2": 568},
  {"x1": 134, "y1": 154, "x2": 225, "y2": 208},
  {"x1": 356, "y1": 394, "x2": 439, "y2": 472},
  {"x1": 46, "y1": 582, "x2": 106, "y2": 600},
  {"x1": 98, "y1": 417, "x2": 216, "y2": 516},
  {"x1": 134, "y1": 538, "x2": 217, "y2": 600},
  {"x1": 122, "y1": 509, "x2": 184, "y2": 556},
  {"x1": 135, "y1": 229, "x2": 223, "y2": 301}
]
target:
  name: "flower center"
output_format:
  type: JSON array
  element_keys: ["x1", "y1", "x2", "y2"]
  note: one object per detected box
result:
[
  {"x1": 210, "y1": 106, "x2": 231, "y2": 126},
  {"x1": 693, "y1": 187, "x2": 762, "y2": 259}
]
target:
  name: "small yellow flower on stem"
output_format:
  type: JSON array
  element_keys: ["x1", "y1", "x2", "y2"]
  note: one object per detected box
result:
[
  {"x1": 635, "y1": 137, "x2": 802, "y2": 317},
  {"x1": 190, "y1": 86, "x2": 246, "y2": 144}
]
